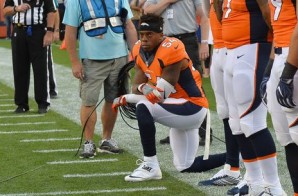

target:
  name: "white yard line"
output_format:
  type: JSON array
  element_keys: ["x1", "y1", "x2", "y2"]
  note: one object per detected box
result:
[
  {"x1": 0, "y1": 104, "x2": 14, "y2": 106},
  {"x1": 63, "y1": 172, "x2": 130, "y2": 178},
  {"x1": 0, "y1": 129, "x2": 68, "y2": 134},
  {"x1": 33, "y1": 148, "x2": 77, "y2": 153},
  {"x1": 47, "y1": 159, "x2": 118, "y2": 165},
  {"x1": 0, "y1": 94, "x2": 9, "y2": 97},
  {"x1": 0, "y1": 122, "x2": 56, "y2": 126},
  {"x1": 0, "y1": 114, "x2": 44, "y2": 118},
  {"x1": 0, "y1": 109, "x2": 14, "y2": 113},
  {"x1": 0, "y1": 187, "x2": 167, "y2": 196},
  {"x1": 20, "y1": 137, "x2": 80, "y2": 142},
  {"x1": 0, "y1": 98, "x2": 14, "y2": 101}
]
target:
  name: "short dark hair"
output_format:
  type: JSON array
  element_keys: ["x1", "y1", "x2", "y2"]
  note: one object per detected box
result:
[{"x1": 139, "y1": 13, "x2": 164, "y2": 33}]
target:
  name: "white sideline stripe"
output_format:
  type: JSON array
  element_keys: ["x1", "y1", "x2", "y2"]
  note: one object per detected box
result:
[
  {"x1": 0, "y1": 109, "x2": 14, "y2": 112},
  {"x1": 33, "y1": 148, "x2": 77, "y2": 153},
  {"x1": 0, "y1": 98, "x2": 13, "y2": 101},
  {"x1": 47, "y1": 159, "x2": 118, "y2": 165},
  {"x1": 0, "y1": 103, "x2": 14, "y2": 106},
  {"x1": 0, "y1": 122, "x2": 56, "y2": 126},
  {"x1": 0, "y1": 187, "x2": 167, "y2": 196},
  {"x1": 0, "y1": 94, "x2": 9, "y2": 97},
  {"x1": 0, "y1": 114, "x2": 44, "y2": 118},
  {"x1": 21, "y1": 137, "x2": 80, "y2": 142},
  {"x1": 64, "y1": 172, "x2": 130, "y2": 178},
  {"x1": 0, "y1": 129, "x2": 68, "y2": 134}
]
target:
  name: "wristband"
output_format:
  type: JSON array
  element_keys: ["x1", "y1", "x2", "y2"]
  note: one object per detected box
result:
[
  {"x1": 281, "y1": 62, "x2": 298, "y2": 79},
  {"x1": 13, "y1": 6, "x2": 17, "y2": 13},
  {"x1": 137, "y1": 83, "x2": 145, "y2": 93},
  {"x1": 201, "y1": 40, "x2": 208, "y2": 44},
  {"x1": 47, "y1": 27, "x2": 54, "y2": 32}
]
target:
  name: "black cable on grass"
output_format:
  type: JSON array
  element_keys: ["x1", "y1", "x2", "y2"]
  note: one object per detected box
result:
[
  {"x1": 74, "y1": 97, "x2": 104, "y2": 157},
  {"x1": 0, "y1": 164, "x2": 45, "y2": 184}
]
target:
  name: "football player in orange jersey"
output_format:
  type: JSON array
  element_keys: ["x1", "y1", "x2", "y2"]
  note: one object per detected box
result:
[
  {"x1": 112, "y1": 14, "x2": 226, "y2": 182},
  {"x1": 198, "y1": 0, "x2": 242, "y2": 188},
  {"x1": 267, "y1": 0, "x2": 298, "y2": 195},
  {"x1": 212, "y1": 0, "x2": 286, "y2": 195}
]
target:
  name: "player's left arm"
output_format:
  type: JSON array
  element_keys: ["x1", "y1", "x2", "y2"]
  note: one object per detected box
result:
[
  {"x1": 275, "y1": 3, "x2": 298, "y2": 108},
  {"x1": 286, "y1": 2, "x2": 298, "y2": 68},
  {"x1": 196, "y1": 4, "x2": 210, "y2": 60},
  {"x1": 132, "y1": 64, "x2": 148, "y2": 94},
  {"x1": 256, "y1": 0, "x2": 272, "y2": 32}
]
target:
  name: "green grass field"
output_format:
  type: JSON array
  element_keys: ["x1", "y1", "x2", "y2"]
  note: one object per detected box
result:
[{"x1": 0, "y1": 39, "x2": 291, "y2": 196}]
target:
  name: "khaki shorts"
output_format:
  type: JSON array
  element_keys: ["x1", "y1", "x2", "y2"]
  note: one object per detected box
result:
[{"x1": 80, "y1": 56, "x2": 129, "y2": 106}]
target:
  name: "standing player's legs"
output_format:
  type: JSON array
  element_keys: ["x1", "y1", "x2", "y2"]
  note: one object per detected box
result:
[
  {"x1": 233, "y1": 43, "x2": 284, "y2": 194},
  {"x1": 199, "y1": 47, "x2": 241, "y2": 186},
  {"x1": 224, "y1": 45, "x2": 265, "y2": 192}
]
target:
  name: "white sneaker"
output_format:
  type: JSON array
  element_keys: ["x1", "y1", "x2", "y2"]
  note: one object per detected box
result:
[
  {"x1": 199, "y1": 164, "x2": 241, "y2": 186},
  {"x1": 125, "y1": 159, "x2": 162, "y2": 182},
  {"x1": 260, "y1": 187, "x2": 287, "y2": 196}
]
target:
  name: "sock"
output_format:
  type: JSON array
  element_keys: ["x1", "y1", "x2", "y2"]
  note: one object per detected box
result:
[
  {"x1": 249, "y1": 128, "x2": 281, "y2": 187},
  {"x1": 235, "y1": 134, "x2": 264, "y2": 184},
  {"x1": 144, "y1": 155, "x2": 159, "y2": 164},
  {"x1": 285, "y1": 143, "x2": 298, "y2": 193},
  {"x1": 223, "y1": 118, "x2": 240, "y2": 168},
  {"x1": 181, "y1": 153, "x2": 226, "y2": 173}
]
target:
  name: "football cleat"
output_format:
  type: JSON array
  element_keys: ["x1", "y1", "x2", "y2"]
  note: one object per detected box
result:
[
  {"x1": 125, "y1": 159, "x2": 162, "y2": 182},
  {"x1": 227, "y1": 179, "x2": 248, "y2": 196},
  {"x1": 199, "y1": 164, "x2": 241, "y2": 186}
]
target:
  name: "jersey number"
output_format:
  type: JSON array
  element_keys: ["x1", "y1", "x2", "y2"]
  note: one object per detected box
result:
[{"x1": 271, "y1": 0, "x2": 282, "y2": 21}]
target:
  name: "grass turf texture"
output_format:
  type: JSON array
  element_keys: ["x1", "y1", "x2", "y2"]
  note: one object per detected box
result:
[{"x1": 0, "y1": 39, "x2": 290, "y2": 195}]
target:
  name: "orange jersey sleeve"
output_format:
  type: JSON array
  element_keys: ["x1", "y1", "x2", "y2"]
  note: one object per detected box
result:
[
  {"x1": 210, "y1": 0, "x2": 225, "y2": 49},
  {"x1": 270, "y1": 0, "x2": 297, "y2": 47},
  {"x1": 222, "y1": 0, "x2": 273, "y2": 49},
  {"x1": 132, "y1": 37, "x2": 208, "y2": 108}
]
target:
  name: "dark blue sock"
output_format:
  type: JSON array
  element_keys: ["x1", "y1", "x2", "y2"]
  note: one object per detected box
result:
[
  {"x1": 223, "y1": 118, "x2": 240, "y2": 168},
  {"x1": 285, "y1": 143, "x2": 298, "y2": 193},
  {"x1": 181, "y1": 153, "x2": 226, "y2": 173}
]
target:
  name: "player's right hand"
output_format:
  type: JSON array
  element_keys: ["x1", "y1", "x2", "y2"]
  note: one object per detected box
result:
[
  {"x1": 260, "y1": 76, "x2": 269, "y2": 106},
  {"x1": 276, "y1": 78, "x2": 296, "y2": 108},
  {"x1": 112, "y1": 96, "x2": 127, "y2": 112}
]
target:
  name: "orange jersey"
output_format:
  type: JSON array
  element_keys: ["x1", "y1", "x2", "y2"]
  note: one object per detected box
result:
[
  {"x1": 132, "y1": 37, "x2": 208, "y2": 108},
  {"x1": 210, "y1": 0, "x2": 225, "y2": 49},
  {"x1": 270, "y1": 0, "x2": 297, "y2": 47},
  {"x1": 222, "y1": 0, "x2": 273, "y2": 49}
]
